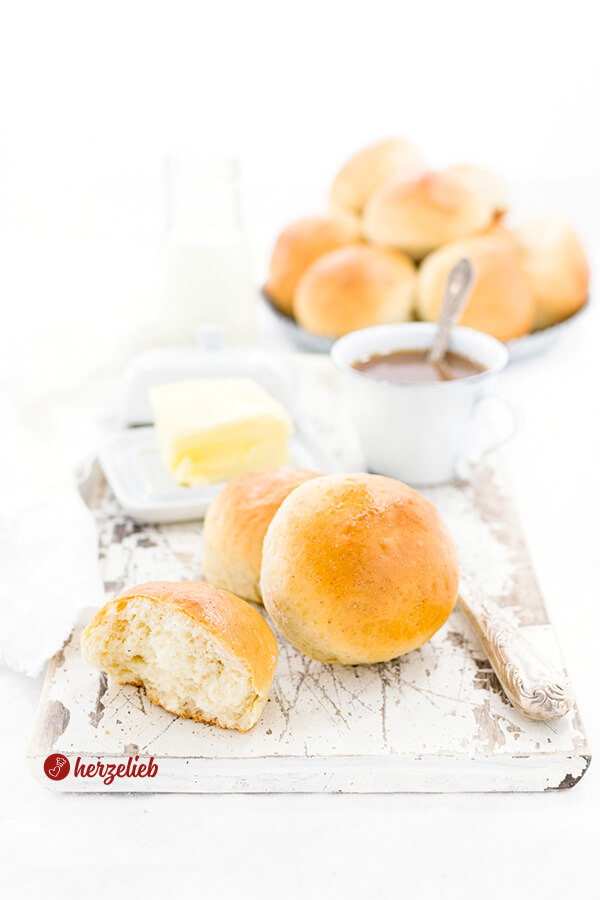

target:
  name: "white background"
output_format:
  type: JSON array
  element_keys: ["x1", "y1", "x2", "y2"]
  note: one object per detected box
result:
[{"x1": 1, "y1": 1, "x2": 599, "y2": 898}]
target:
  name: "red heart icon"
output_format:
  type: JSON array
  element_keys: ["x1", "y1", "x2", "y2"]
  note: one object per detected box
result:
[{"x1": 44, "y1": 754, "x2": 70, "y2": 781}]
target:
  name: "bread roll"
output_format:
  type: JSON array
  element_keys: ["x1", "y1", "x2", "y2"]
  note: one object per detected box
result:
[
  {"x1": 265, "y1": 214, "x2": 361, "y2": 315},
  {"x1": 417, "y1": 235, "x2": 535, "y2": 341},
  {"x1": 261, "y1": 474, "x2": 459, "y2": 665},
  {"x1": 479, "y1": 221, "x2": 518, "y2": 248},
  {"x1": 514, "y1": 215, "x2": 589, "y2": 329},
  {"x1": 203, "y1": 467, "x2": 320, "y2": 604},
  {"x1": 446, "y1": 165, "x2": 508, "y2": 220},
  {"x1": 330, "y1": 138, "x2": 426, "y2": 216},
  {"x1": 81, "y1": 581, "x2": 278, "y2": 732},
  {"x1": 294, "y1": 244, "x2": 416, "y2": 338},
  {"x1": 363, "y1": 169, "x2": 497, "y2": 260}
]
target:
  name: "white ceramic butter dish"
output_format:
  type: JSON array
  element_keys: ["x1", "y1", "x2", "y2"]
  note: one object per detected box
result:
[
  {"x1": 101, "y1": 344, "x2": 344, "y2": 522},
  {"x1": 99, "y1": 425, "x2": 342, "y2": 523}
]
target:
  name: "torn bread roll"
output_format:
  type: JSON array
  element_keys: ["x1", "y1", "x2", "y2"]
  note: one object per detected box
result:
[
  {"x1": 203, "y1": 467, "x2": 320, "y2": 604},
  {"x1": 81, "y1": 581, "x2": 278, "y2": 732},
  {"x1": 294, "y1": 244, "x2": 416, "y2": 338},
  {"x1": 261, "y1": 473, "x2": 459, "y2": 665},
  {"x1": 330, "y1": 138, "x2": 426, "y2": 216},
  {"x1": 265, "y1": 214, "x2": 361, "y2": 316}
]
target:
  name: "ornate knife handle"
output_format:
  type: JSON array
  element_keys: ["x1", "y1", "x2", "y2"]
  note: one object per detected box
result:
[{"x1": 458, "y1": 592, "x2": 574, "y2": 720}]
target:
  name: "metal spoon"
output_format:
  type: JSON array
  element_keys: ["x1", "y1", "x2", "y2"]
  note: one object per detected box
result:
[{"x1": 427, "y1": 257, "x2": 474, "y2": 378}]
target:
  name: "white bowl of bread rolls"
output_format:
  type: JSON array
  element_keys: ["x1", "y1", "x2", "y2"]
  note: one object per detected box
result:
[
  {"x1": 263, "y1": 138, "x2": 590, "y2": 357},
  {"x1": 82, "y1": 467, "x2": 460, "y2": 731}
]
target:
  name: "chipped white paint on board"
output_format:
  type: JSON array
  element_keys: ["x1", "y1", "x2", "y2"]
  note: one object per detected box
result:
[{"x1": 28, "y1": 356, "x2": 591, "y2": 792}]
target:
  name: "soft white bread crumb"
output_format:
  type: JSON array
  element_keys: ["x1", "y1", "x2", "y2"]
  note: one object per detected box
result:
[{"x1": 81, "y1": 581, "x2": 279, "y2": 732}]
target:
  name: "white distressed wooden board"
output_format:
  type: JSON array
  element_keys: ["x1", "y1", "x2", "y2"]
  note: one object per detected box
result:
[{"x1": 28, "y1": 357, "x2": 591, "y2": 792}]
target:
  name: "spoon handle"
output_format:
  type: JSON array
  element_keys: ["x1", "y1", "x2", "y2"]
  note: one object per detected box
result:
[
  {"x1": 428, "y1": 257, "x2": 475, "y2": 364},
  {"x1": 457, "y1": 590, "x2": 574, "y2": 720}
]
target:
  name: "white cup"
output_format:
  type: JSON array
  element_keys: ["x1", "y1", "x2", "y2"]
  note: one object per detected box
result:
[{"x1": 331, "y1": 322, "x2": 513, "y2": 485}]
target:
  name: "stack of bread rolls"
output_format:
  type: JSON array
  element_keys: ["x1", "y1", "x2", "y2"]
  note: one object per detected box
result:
[
  {"x1": 83, "y1": 467, "x2": 460, "y2": 730},
  {"x1": 202, "y1": 467, "x2": 459, "y2": 665},
  {"x1": 265, "y1": 138, "x2": 589, "y2": 342}
]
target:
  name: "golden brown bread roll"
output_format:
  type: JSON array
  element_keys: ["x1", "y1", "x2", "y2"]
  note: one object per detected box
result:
[
  {"x1": 329, "y1": 138, "x2": 426, "y2": 216},
  {"x1": 260, "y1": 474, "x2": 459, "y2": 665},
  {"x1": 81, "y1": 580, "x2": 278, "y2": 732},
  {"x1": 417, "y1": 235, "x2": 535, "y2": 341},
  {"x1": 446, "y1": 165, "x2": 508, "y2": 220},
  {"x1": 265, "y1": 214, "x2": 361, "y2": 315},
  {"x1": 202, "y1": 467, "x2": 320, "y2": 604},
  {"x1": 294, "y1": 244, "x2": 416, "y2": 338},
  {"x1": 363, "y1": 169, "x2": 497, "y2": 260},
  {"x1": 514, "y1": 215, "x2": 589, "y2": 329},
  {"x1": 478, "y1": 221, "x2": 518, "y2": 247}
]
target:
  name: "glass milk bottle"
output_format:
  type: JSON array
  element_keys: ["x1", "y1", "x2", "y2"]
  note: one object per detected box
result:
[{"x1": 162, "y1": 156, "x2": 256, "y2": 345}]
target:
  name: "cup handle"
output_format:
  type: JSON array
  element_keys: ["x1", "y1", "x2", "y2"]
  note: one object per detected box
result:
[{"x1": 455, "y1": 394, "x2": 518, "y2": 482}]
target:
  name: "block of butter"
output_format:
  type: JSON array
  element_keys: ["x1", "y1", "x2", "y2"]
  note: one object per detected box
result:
[{"x1": 150, "y1": 377, "x2": 293, "y2": 486}]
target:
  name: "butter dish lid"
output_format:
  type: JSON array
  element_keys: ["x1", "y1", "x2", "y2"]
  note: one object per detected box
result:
[{"x1": 118, "y1": 343, "x2": 296, "y2": 428}]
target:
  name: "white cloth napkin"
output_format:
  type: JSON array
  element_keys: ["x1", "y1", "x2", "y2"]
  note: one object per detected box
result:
[{"x1": 0, "y1": 394, "x2": 105, "y2": 677}]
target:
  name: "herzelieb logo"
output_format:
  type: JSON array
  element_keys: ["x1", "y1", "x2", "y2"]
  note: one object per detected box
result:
[
  {"x1": 43, "y1": 754, "x2": 158, "y2": 786},
  {"x1": 44, "y1": 754, "x2": 70, "y2": 781},
  {"x1": 73, "y1": 756, "x2": 158, "y2": 785}
]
